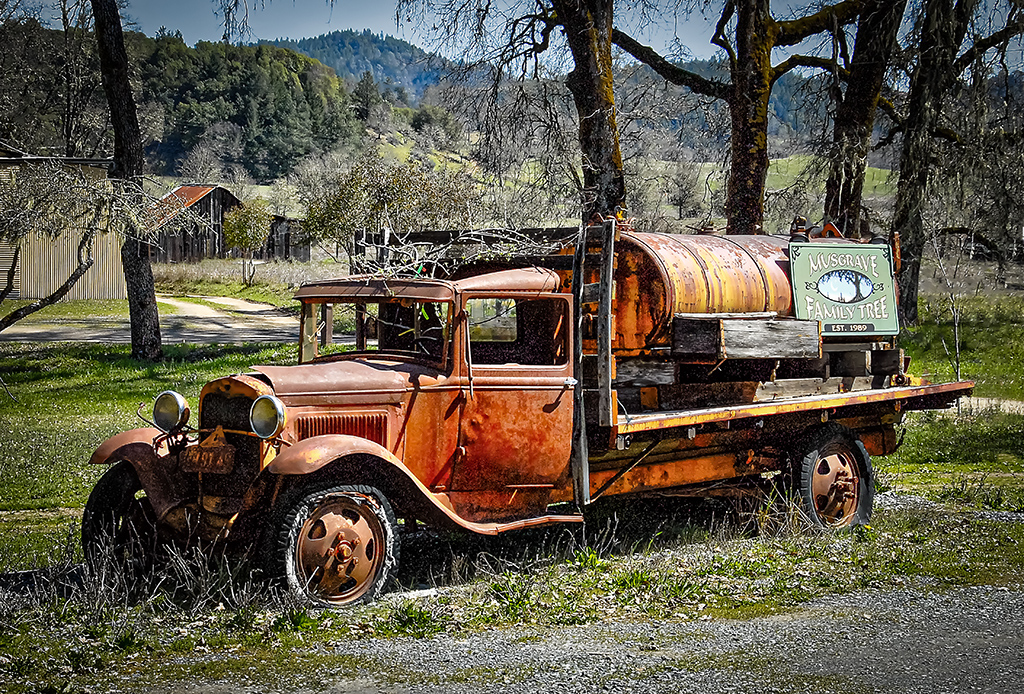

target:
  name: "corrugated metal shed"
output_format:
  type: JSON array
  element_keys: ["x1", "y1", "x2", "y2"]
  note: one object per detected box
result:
[{"x1": 0, "y1": 144, "x2": 124, "y2": 300}]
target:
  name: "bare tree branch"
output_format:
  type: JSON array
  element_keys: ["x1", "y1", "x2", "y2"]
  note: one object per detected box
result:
[
  {"x1": 952, "y1": 17, "x2": 1024, "y2": 75},
  {"x1": 611, "y1": 29, "x2": 730, "y2": 100},
  {"x1": 775, "y1": 0, "x2": 863, "y2": 47}
]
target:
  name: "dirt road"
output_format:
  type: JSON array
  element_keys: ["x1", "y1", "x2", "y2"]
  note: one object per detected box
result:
[{"x1": 0, "y1": 295, "x2": 301, "y2": 344}]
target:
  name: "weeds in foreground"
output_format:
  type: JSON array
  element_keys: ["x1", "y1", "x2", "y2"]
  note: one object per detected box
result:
[
  {"x1": 2, "y1": 506, "x2": 1023, "y2": 693},
  {"x1": 935, "y1": 474, "x2": 1024, "y2": 512}
]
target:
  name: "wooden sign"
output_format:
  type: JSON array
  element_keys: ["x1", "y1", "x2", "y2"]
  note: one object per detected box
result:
[{"x1": 790, "y1": 242, "x2": 900, "y2": 336}]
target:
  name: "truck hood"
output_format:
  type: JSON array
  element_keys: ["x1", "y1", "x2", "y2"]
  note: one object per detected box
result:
[{"x1": 251, "y1": 358, "x2": 447, "y2": 403}]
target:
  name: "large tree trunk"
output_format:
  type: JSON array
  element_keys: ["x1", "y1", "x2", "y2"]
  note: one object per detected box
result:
[
  {"x1": 551, "y1": 0, "x2": 625, "y2": 221},
  {"x1": 824, "y1": 0, "x2": 907, "y2": 237},
  {"x1": 726, "y1": 0, "x2": 775, "y2": 235},
  {"x1": 90, "y1": 0, "x2": 162, "y2": 359},
  {"x1": 893, "y1": 0, "x2": 978, "y2": 325}
]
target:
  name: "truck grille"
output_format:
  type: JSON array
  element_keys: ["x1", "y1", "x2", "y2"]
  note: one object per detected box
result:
[
  {"x1": 294, "y1": 412, "x2": 388, "y2": 447},
  {"x1": 197, "y1": 392, "x2": 260, "y2": 496}
]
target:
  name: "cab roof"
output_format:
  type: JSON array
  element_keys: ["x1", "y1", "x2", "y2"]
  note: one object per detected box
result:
[{"x1": 294, "y1": 267, "x2": 562, "y2": 302}]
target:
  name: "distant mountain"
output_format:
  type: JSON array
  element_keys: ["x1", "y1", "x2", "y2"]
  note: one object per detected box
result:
[{"x1": 266, "y1": 30, "x2": 442, "y2": 102}]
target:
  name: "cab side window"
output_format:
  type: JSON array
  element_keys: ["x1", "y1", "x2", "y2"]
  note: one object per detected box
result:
[{"x1": 467, "y1": 297, "x2": 568, "y2": 366}]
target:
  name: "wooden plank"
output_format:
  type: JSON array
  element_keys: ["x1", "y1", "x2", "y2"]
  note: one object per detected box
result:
[
  {"x1": 657, "y1": 381, "x2": 761, "y2": 410},
  {"x1": 673, "y1": 315, "x2": 820, "y2": 360},
  {"x1": 672, "y1": 318, "x2": 721, "y2": 356},
  {"x1": 720, "y1": 319, "x2": 820, "y2": 359},
  {"x1": 613, "y1": 359, "x2": 676, "y2": 386},
  {"x1": 833, "y1": 350, "x2": 870, "y2": 377},
  {"x1": 755, "y1": 377, "x2": 844, "y2": 401},
  {"x1": 870, "y1": 348, "x2": 903, "y2": 375}
]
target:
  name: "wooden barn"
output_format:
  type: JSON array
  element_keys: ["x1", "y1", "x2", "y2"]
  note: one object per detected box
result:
[
  {"x1": 149, "y1": 184, "x2": 241, "y2": 263},
  {"x1": 0, "y1": 141, "x2": 125, "y2": 301},
  {"x1": 262, "y1": 216, "x2": 311, "y2": 262}
]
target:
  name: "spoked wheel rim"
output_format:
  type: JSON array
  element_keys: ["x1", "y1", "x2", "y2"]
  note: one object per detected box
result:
[
  {"x1": 294, "y1": 494, "x2": 386, "y2": 604},
  {"x1": 810, "y1": 447, "x2": 861, "y2": 526}
]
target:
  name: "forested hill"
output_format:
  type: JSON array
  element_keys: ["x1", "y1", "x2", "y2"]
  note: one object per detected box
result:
[
  {"x1": 0, "y1": 21, "x2": 360, "y2": 181},
  {"x1": 267, "y1": 31, "x2": 816, "y2": 134},
  {"x1": 266, "y1": 30, "x2": 441, "y2": 102},
  {"x1": 137, "y1": 32, "x2": 360, "y2": 179}
]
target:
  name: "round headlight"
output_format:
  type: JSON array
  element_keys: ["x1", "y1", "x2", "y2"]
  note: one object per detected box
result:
[
  {"x1": 250, "y1": 395, "x2": 287, "y2": 439},
  {"x1": 153, "y1": 391, "x2": 190, "y2": 433}
]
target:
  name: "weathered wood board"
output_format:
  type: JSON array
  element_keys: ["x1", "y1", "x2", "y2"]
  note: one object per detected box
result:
[{"x1": 673, "y1": 313, "x2": 821, "y2": 360}]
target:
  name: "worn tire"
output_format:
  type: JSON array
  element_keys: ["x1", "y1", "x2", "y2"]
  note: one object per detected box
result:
[
  {"x1": 81, "y1": 461, "x2": 159, "y2": 577},
  {"x1": 266, "y1": 484, "x2": 399, "y2": 607},
  {"x1": 790, "y1": 424, "x2": 873, "y2": 528}
]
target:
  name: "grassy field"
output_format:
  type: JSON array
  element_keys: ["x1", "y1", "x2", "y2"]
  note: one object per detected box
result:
[
  {"x1": 0, "y1": 343, "x2": 296, "y2": 516},
  {"x1": 1, "y1": 286, "x2": 1023, "y2": 691},
  {"x1": 901, "y1": 295, "x2": 1024, "y2": 400}
]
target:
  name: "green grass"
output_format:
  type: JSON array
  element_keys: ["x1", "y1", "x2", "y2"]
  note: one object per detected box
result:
[
  {"x1": 155, "y1": 277, "x2": 300, "y2": 308},
  {"x1": 763, "y1": 155, "x2": 894, "y2": 197},
  {"x1": 0, "y1": 343, "x2": 296, "y2": 513},
  {"x1": 877, "y1": 409, "x2": 1024, "y2": 510},
  {"x1": 901, "y1": 295, "x2": 1024, "y2": 399},
  {"x1": 2, "y1": 299, "x2": 134, "y2": 322}
]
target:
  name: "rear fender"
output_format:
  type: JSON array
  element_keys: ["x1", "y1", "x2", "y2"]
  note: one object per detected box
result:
[
  {"x1": 266, "y1": 435, "x2": 510, "y2": 536},
  {"x1": 89, "y1": 427, "x2": 181, "y2": 520}
]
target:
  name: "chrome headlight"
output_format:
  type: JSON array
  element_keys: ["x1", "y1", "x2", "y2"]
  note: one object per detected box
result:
[
  {"x1": 250, "y1": 395, "x2": 287, "y2": 439},
  {"x1": 153, "y1": 391, "x2": 190, "y2": 433}
]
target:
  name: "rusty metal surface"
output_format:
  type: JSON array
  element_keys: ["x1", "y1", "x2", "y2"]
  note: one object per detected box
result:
[
  {"x1": 266, "y1": 434, "x2": 403, "y2": 475},
  {"x1": 295, "y1": 277, "x2": 457, "y2": 302},
  {"x1": 453, "y1": 267, "x2": 562, "y2": 294},
  {"x1": 611, "y1": 233, "x2": 794, "y2": 352},
  {"x1": 587, "y1": 451, "x2": 752, "y2": 498},
  {"x1": 89, "y1": 427, "x2": 161, "y2": 466},
  {"x1": 254, "y1": 360, "x2": 427, "y2": 403},
  {"x1": 150, "y1": 185, "x2": 216, "y2": 229},
  {"x1": 265, "y1": 435, "x2": 580, "y2": 534},
  {"x1": 614, "y1": 381, "x2": 974, "y2": 436}
]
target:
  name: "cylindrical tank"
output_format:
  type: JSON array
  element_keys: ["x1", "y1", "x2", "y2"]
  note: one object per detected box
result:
[{"x1": 612, "y1": 232, "x2": 794, "y2": 353}]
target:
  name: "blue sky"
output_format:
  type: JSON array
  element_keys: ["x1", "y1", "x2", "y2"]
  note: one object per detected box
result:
[
  {"x1": 119, "y1": 0, "x2": 405, "y2": 44},
  {"x1": 109, "y1": 0, "x2": 717, "y2": 57}
]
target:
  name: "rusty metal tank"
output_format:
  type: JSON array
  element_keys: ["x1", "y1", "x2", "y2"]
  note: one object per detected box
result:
[{"x1": 612, "y1": 232, "x2": 793, "y2": 354}]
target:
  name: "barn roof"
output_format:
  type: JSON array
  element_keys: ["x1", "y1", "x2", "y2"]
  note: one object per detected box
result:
[{"x1": 150, "y1": 184, "x2": 240, "y2": 230}]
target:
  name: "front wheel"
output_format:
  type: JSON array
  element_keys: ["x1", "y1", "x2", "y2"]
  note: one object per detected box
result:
[
  {"x1": 267, "y1": 484, "x2": 399, "y2": 607},
  {"x1": 81, "y1": 461, "x2": 159, "y2": 577},
  {"x1": 790, "y1": 424, "x2": 873, "y2": 528}
]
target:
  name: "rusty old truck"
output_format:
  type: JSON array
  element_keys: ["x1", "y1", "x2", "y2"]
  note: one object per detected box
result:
[{"x1": 83, "y1": 221, "x2": 973, "y2": 605}]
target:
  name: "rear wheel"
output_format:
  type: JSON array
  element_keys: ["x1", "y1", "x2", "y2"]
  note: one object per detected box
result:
[
  {"x1": 790, "y1": 424, "x2": 873, "y2": 527},
  {"x1": 268, "y1": 484, "x2": 399, "y2": 607},
  {"x1": 81, "y1": 461, "x2": 159, "y2": 577}
]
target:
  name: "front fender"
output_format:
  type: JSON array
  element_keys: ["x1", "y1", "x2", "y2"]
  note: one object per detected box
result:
[
  {"x1": 266, "y1": 435, "x2": 537, "y2": 536},
  {"x1": 267, "y1": 434, "x2": 402, "y2": 475},
  {"x1": 88, "y1": 427, "x2": 181, "y2": 521},
  {"x1": 89, "y1": 428, "x2": 162, "y2": 466}
]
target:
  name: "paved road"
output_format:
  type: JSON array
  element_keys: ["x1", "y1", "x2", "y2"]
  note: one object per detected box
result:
[{"x1": 0, "y1": 295, "x2": 301, "y2": 344}]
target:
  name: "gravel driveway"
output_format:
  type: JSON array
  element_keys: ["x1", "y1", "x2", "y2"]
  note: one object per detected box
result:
[{"x1": 142, "y1": 585, "x2": 1023, "y2": 694}]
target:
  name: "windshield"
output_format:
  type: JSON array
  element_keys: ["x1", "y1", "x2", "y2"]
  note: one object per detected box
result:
[{"x1": 299, "y1": 299, "x2": 452, "y2": 365}]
